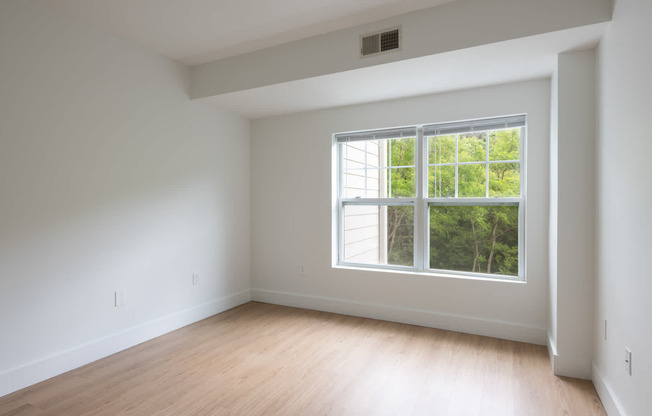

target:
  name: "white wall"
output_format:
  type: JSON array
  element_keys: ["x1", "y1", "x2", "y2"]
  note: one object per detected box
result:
[
  {"x1": 548, "y1": 68, "x2": 559, "y2": 359},
  {"x1": 251, "y1": 79, "x2": 550, "y2": 344},
  {"x1": 549, "y1": 50, "x2": 597, "y2": 379},
  {"x1": 594, "y1": 0, "x2": 652, "y2": 414},
  {"x1": 0, "y1": 0, "x2": 250, "y2": 396}
]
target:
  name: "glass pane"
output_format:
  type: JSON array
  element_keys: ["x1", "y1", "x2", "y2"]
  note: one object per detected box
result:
[
  {"x1": 428, "y1": 164, "x2": 455, "y2": 198},
  {"x1": 341, "y1": 137, "x2": 415, "y2": 198},
  {"x1": 489, "y1": 128, "x2": 521, "y2": 161},
  {"x1": 388, "y1": 167, "x2": 416, "y2": 197},
  {"x1": 458, "y1": 132, "x2": 487, "y2": 163},
  {"x1": 489, "y1": 163, "x2": 520, "y2": 197},
  {"x1": 343, "y1": 205, "x2": 414, "y2": 267},
  {"x1": 341, "y1": 140, "x2": 382, "y2": 198},
  {"x1": 429, "y1": 205, "x2": 519, "y2": 276},
  {"x1": 428, "y1": 135, "x2": 455, "y2": 164},
  {"x1": 458, "y1": 164, "x2": 486, "y2": 197},
  {"x1": 390, "y1": 137, "x2": 416, "y2": 167}
]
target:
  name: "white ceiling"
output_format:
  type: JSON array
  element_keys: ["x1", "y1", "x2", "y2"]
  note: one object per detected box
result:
[
  {"x1": 35, "y1": 0, "x2": 455, "y2": 65},
  {"x1": 34, "y1": 0, "x2": 607, "y2": 119}
]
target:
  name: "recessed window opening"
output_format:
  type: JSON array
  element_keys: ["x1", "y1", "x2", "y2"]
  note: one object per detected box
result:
[{"x1": 335, "y1": 115, "x2": 526, "y2": 280}]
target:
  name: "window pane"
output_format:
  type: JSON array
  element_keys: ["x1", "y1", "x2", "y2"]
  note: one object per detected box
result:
[
  {"x1": 489, "y1": 163, "x2": 520, "y2": 197},
  {"x1": 428, "y1": 135, "x2": 455, "y2": 164},
  {"x1": 390, "y1": 137, "x2": 416, "y2": 167},
  {"x1": 341, "y1": 140, "x2": 381, "y2": 198},
  {"x1": 341, "y1": 137, "x2": 415, "y2": 198},
  {"x1": 458, "y1": 164, "x2": 486, "y2": 197},
  {"x1": 458, "y1": 132, "x2": 487, "y2": 163},
  {"x1": 388, "y1": 167, "x2": 416, "y2": 197},
  {"x1": 429, "y1": 205, "x2": 519, "y2": 276},
  {"x1": 343, "y1": 205, "x2": 414, "y2": 267},
  {"x1": 428, "y1": 164, "x2": 455, "y2": 198},
  {"x1": 489, "y1": 128, "x2": 521, "y2": 161}
]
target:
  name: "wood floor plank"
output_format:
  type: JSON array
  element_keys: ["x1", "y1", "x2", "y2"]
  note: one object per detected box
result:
[
  {"x1": 0, "y1": 302, "x2": 606, "y2": 415},
  {"x1": 0, "y1": 404, "x2": 44, "y2": 416}
]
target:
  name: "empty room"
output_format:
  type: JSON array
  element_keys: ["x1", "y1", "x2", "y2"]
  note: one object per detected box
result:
[{"x1": 0, "y1": 0, "x2": 649, "y2": 415}]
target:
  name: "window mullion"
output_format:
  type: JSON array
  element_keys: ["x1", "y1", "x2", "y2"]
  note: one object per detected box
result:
[
  {"x1": 485, "y1": 129, "x2": 490, "y2": 198},
  {"x1": 415, "y1": 127, "x2": 425, "y2": 271},
  {"x1": 338, "y1": 145, "x2": 344, "y2": 264},
  {"x1": 338, "y1": 200, "x2": 345, "y2": 263},
  {"x1": 388, "y1": 139, "x2": 392, "y2": 198},
  {"x1": 455, "y1": 133, "x2": 459, "y2": 198}
]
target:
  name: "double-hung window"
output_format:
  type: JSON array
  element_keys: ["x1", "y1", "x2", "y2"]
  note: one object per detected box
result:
[{"x1": 335, "y1": 115, "x2": 525, "y2": 280}]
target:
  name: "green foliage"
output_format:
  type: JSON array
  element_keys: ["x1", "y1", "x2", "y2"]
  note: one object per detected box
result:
[
  {"x1": 489, "y1": 128, "x2": 520, "y2": 161},
  {"x1": 430, "y1": 135, "x2": 455, "y2": 164},
  {"x1": 386, "y1": 206, "x2": 414, "y2": 266},
  {"x1": 489, "y1": 163, "x2": 520, "y2": 197},
  {"x1": 429, "y1": 205, "x2": 519, "y2": 275},
  {"x1": 458, "y1": 164, "x2": 485, "y2": 197},
  {"x1": 429, "y1": 165, "x2": 455, "y2": 197},
  {"x1": 458, "y1": 133, "x2": 486, "y2": 162},
  {"x1": 388, "y1": 137, "x2": 416, "y2": 197}
]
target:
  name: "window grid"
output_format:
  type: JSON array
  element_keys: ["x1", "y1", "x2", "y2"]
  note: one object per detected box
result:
[{"x1": 427, "y1": 129, "x2": 521, "y2": 199}]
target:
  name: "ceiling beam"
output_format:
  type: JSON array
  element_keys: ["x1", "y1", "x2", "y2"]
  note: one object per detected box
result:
[{"x1": 191, "y1": 0, "x2": 612, "y2": 100}]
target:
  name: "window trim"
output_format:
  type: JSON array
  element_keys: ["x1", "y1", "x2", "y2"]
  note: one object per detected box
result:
[{"x1": 334, "y1": 115, "x2": 526, "y2": 282}]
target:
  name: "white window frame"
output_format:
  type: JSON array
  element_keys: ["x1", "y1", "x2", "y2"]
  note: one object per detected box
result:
[{"x1": 334, "y1": 115, "x2": 526, "y2": 281}]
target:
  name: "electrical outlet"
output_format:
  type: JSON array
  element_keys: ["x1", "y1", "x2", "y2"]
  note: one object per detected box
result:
[
  {"x1": 192, "y1": 273, "x2": 199, "y2": 285},
  {"x1": 114, "y1": 290, "x2": 126, "y2": 307},
  {"x1": 625, "y1": 348, "x2": 632, "y2": 375},
  {"x1": 299, "y1": 265, "x2": 306, "y2": 275}
]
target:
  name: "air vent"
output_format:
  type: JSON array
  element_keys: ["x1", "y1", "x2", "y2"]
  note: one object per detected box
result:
[{"x1": 360, "y1": 27, "x2": 401, "y2": 57}]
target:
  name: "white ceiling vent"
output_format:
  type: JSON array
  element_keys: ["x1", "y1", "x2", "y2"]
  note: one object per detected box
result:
[{"x1": 360, "y1": 27, "x2": 401, "y2": 57}]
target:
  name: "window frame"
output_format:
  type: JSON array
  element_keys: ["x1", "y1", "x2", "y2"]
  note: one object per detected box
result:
[{"x1": 335, "y1": 115, "x2": 526, "y2": 281}]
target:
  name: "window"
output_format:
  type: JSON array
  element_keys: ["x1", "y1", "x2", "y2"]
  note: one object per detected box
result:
[{"x1": 335, "y1": 115, "x2": 525, "y2": 280}]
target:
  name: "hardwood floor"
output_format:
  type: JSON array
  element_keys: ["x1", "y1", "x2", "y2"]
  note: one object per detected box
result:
[{"x1": 0, "y1": 302, "x2": 606, "y2": 416}]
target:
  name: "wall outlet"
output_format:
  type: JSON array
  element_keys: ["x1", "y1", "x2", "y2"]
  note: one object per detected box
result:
[
  {"x1": 114, "y1": 290, "x2": 126, "y2": 307},
  {"x1": 299, "y1": 265, "x2": 306, "y2": 275},
  {"x1": 192, "y1": 273, "x2": 199, "y2": 285},
  {"x1": 625, "y1": 348, "x2": 632, "y2": 375}
]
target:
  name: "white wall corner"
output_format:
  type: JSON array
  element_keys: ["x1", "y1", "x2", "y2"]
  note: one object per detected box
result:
[
  {"x1": 251, "y1": 289, "x2": 547, "y2": 345},
  {"x1": 549, "y1": 328, "x2": 594, "y2": 380},
  {"x1": 551, "y1": 351, "x2": 593, "y2": 380},
  {"x1": 547, "y1": 331, "x2": 558, "y2": 371},
  {"x1": 0, "y1": 290, "x2": 251, "y2": 398},
  {"x1": 592, "y1": 362, "x2": 626, "y2": 416}
]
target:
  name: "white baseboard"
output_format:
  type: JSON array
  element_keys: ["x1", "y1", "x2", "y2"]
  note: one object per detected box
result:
[
  {"x1": 592, "y1": 362, "x2": 626, "y2": 416},
  {"x1": 0, "y1": 290, "x2": 250, "y2": 398},
  {"x1": 546, "y1": 332, "x2": 592, "y2": 379},
  {"x1": 251, "y1": 289, "x2": 546, "y2": 345}
]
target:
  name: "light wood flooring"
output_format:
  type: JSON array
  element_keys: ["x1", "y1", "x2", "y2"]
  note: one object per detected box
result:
[{"x1": 0, "y1": 302, "x2": 606, "y2": 415}]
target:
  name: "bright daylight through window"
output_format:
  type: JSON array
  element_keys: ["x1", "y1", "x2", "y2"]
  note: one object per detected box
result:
[{"x1": 335, "y1": 115, "x2": 525, "y2": 280}]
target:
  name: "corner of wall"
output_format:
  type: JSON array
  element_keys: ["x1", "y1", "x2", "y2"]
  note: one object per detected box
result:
[{"x1": 547, "y1": 331, "x2": 558, "y2": 371}]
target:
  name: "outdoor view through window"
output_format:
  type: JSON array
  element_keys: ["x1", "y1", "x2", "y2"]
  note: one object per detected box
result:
[{"x1": 336, "y1": 115, "x2": 524, "y2": 279}]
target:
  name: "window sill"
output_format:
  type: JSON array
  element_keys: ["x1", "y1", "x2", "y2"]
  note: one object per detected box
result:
[{"x1": 333, "y1": 264, "x2": 526, "y2": 284}]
